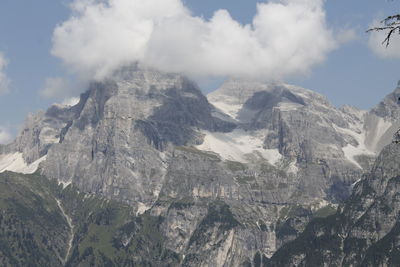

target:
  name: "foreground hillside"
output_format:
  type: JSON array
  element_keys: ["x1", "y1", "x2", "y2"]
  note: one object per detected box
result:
[{"x1": 0, "y1": 171, "x2": 184, "y2": 266}]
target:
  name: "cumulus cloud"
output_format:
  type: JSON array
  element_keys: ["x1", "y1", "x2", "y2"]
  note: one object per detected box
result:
[
  {"x1": 0, "y1": 126, "x2": 13, "y2": 145},
  {"x1": 368, "y1": 20, "x2": 400, "y2": 59},
  {"x1": 52, "y1": 0, "x2": 340, "y2": 81},
  {"x1": 0, "y1": 52, "x2": 10, "y2": 94}
]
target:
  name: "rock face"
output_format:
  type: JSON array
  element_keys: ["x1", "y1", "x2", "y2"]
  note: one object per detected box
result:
[
  {"x1": 1, "y1": 68, "x2": 399, "y2": 265},
  {"x1": 268, "y1": 139, "x2": 400, "y2": 267},
  {"x1": 41, "y1": 68, "x2": 235, "y2": 207},
  {"x1": 364, "y1": 85, "x2": 400, "y2": 153},
  {"x1": 207, "y1": 80, "x2": 371, "y2": 201}
]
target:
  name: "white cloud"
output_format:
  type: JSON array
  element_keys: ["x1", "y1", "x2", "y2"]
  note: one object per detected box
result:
[
  {"x1": 368, "y1": 20, "x2": 400, "y2": 59},
  {"x1": 60, "y1": 97, "x2": 80, "y2": 107},
  {"x1": 40, "y1": 77, "x2": 72, "y2": 98},
  {"x1": 52, "y1": 0, "x2": 340, "y2": 81},
  {"x1": 0, "y1": 52, "x2": 10, "y2": 94},
  {"x1": 0, "y1": 127, "x2": 13, "y2": 145}
]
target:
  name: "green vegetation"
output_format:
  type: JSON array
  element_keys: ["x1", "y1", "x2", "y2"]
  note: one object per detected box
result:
[
  {"x1": 225, "y1": 160, "x2": 247, "y2": 172},
  {"x1": 313, "y1": 205, "x2": 337, "y2": 219},
  {"x1": 175, "y1": 146, "x2": 221, "y2": 161},
  {"x1": 279, "y1": 204, "x2": 302, "y2": 220},
  {"x1": 169, "y1": 197, "x2": 195, "y2": 210},
  {"x1": 363, "y1": 222, "x2": 400, "y2": 266},
  {"x1": 0, "y1": 171, "x2": 181, "y2": 267},
  {"x1": 63, "y1": 185, "x2": 181, "y2": 266},
  {"x1": 269, "y1": 215, "x2": 344, "y2": 266},
  {"x1": 0, "y1": 172, "x2": 69, "y2": 266}
]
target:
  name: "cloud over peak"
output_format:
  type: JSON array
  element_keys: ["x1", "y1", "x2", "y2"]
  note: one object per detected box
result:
[
  {"x1": 0, "y1": 126, "x2": 12, "y2": 145},
  {"x1": 52, "y1": 0, "x2": 340, "y2": 81}
]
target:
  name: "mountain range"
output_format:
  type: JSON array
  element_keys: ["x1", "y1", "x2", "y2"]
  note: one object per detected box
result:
[{"x1": 0, "y1": 67, "x2": 399, "y2": 266}]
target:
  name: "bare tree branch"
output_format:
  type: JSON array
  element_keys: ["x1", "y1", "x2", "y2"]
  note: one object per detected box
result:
[{"x1": 367, "y1": 14, "x2": 400, "y2": 47}]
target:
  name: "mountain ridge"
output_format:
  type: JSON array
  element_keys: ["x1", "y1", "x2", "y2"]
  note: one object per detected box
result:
[{"x1": 0, "y1": 68, "x2": 399, "y2": 265}]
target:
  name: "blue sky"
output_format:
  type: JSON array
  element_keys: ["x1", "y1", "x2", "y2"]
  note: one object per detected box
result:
[{"x1": 0, "y1": 0, "x2": 399, "y2": 140}]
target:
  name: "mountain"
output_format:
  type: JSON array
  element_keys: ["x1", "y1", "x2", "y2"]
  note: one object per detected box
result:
[
  {"x1": 0, "y1": 68, "x2": 399, "y2": 266},
  {"x1": 268, "y1": 135, "x2": 400, "y2": 266}
]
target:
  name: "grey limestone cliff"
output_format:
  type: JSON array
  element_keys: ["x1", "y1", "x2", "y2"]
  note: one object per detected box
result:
[
  {"x1": 269, "y1": 135, "x2": 400, "y2": 266},
  {"x1": 1, "y1": 69, "x2": 400, "y2": 265}
]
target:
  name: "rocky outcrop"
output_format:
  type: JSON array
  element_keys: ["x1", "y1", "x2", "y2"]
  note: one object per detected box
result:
[
  {"x1": 40, "y1": 69, "x2": 235, "y2": 209},
  {"x1": 207, "y1": 80, "x2": 374, "y2": 202},
  {"x1": 364, "y1": 84, "x2": 400, "y2": 153},
  {"x1": 268, "y1": 136, "x2": 400, "y2": 266}
]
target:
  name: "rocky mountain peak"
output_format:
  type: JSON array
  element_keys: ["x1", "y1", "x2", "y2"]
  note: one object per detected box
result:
[
  {"x1": 19, "y1": 67, "x2": 232, "y2": 206},
  {"x1": 370, "y1": 85, "x2": 400, "y2": 120},
  {"x1": 208, "y1": 80, "x2": 337, "y2": 123}
]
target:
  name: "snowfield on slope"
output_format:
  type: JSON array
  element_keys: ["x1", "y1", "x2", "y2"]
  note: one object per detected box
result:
[
  {"x1": 0, "y1": 153, "x2": 46, "y2": 174},
  {"x1": 196, "y1": 129, "x2": 282, "y2": 165}
]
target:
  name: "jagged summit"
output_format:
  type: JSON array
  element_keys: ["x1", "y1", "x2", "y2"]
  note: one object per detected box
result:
[
  {"x1": 204, "y1": 80, "x2": 372, "y2": 169},
  {"x1": 208, "y1": 79, "x2": 332, "y2": 121}
]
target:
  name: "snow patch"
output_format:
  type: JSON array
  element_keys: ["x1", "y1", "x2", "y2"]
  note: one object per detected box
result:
[
  {"x1": 136, "y1": 202, "x2": 151, "y2": 215},
  {"x1": 333, "y1": 123, "x2": 375, "y2": 169},
  {"x1": 196, "y1": 129, "x2": 282, "y2": 165},
  {"x1": 342, "y1": 144, "x2": 371, "y2": 169},
  {"x1": 0, "y1": 153, "x2": 47, "y2": 174},
  {"x1": 60, "y1": 180, "x2": 72, "y2": 189},
  {"x1": 61, "y1": 97, "x2": 80, "y2": 107},
  {"x1": 276, "y1": 102, "x2": 303, "y2": 112},
  {"x1": 351, "y1": 178, "x2": 362, "y2": 189},
  {"x1": 210, "y1": 100, "x2": 242, "y2": 120},
  {"x1": 52, "y1": 97, "x2": 80, "y2": 109},
  {"x1": 366, "y1": 117, "x2": 392, "y2": 152},
  {"x1": 210, "y1": 110, "x2": 237, "y2": 123}
]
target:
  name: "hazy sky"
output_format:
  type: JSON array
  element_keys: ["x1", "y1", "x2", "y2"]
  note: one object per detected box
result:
[{"x1": 0, "y1": 0, "x2": 399, "y2": 142}]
